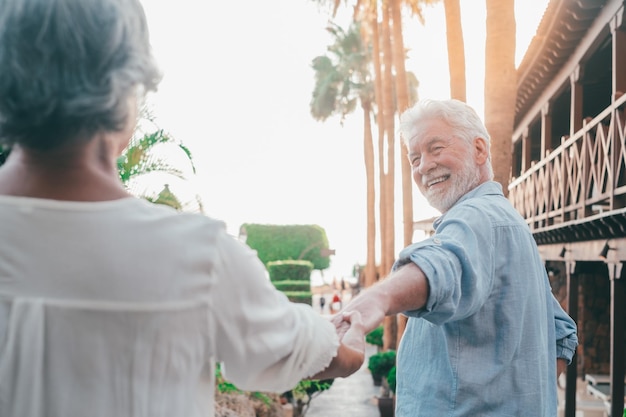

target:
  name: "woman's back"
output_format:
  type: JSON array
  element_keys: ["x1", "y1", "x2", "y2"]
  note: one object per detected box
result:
[{"x1": 0, "y1": 196, "x2": 341, "y2": 417}]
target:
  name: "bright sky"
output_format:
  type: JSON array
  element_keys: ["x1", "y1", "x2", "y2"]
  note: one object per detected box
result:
[{"x1": 140, "y1": 0, "x2": 548, "y2": 280}]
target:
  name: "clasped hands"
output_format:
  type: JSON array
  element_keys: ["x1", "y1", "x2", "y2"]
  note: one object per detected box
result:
[{"x1": 332, "y1": 310, "x2": 366, "y2": 357}]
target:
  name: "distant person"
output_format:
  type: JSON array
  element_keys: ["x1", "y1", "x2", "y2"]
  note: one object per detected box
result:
[
  {"x1": 319, "y1": 295, "x2": 326, "y2": 313},
  {"x1": 333, "y1": 99, "x2": 578, "y2": 416},
  {"x1": 0, "y1": 1, "x2": 365, "y2": 416},
  {"x1": 330, "y1": 292, "x2": 342, "y2": 314}
]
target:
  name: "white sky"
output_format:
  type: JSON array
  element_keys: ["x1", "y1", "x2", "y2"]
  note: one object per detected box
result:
[{"x1": 139, "y1": 0, "x2": 548, "y2": 280}]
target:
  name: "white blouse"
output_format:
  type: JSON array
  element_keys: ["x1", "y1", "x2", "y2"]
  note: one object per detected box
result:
[{"x1": 0, "y1": 196, "x2": 339, "y2": 417}]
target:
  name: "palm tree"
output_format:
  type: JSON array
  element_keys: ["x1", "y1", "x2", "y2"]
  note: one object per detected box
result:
[
  {"x1": 388, "y1": 0, "x2": 431, "y2": 350},
  {"x1": 118, "y1": 109, "x2": 204, "y2": 212},
  {"x1": 310, "y1": 21, "x2": 378, "y2": 289},
  {"x1": 484, "y1": 0, "x2": 516, "y2": 195},
  {"x1": 314, "y1": 0, "x2": 431, "y2": 350},
  {"x1": 443, "y1": 0, "x2": 466, "y2": 102}
]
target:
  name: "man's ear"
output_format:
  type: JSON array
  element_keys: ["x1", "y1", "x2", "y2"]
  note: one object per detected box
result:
[{"x1": 473, "y1": 137, "x2": 489, "y2": 165}]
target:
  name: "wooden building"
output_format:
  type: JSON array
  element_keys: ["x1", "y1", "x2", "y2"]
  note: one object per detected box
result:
[{"x1": 509, "y1": 0, "x2": 626, "y2": 415}]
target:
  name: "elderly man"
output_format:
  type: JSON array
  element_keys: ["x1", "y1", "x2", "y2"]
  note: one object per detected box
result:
[{"x1": 336, "y1": 99, "x2": 578, "y2": 416}]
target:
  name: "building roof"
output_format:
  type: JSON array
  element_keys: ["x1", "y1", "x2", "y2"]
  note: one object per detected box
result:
[{"x1": 515, "y1": 0, "x2": 607, "y2": 124}]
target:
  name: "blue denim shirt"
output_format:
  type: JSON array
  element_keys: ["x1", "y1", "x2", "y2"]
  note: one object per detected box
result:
[{"x1": 393, "y1": 181, "x2": 578, "y2": 417}]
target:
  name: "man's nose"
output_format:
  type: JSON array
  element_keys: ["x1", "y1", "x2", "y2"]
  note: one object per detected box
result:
[{"x1": 418, "y1": 155, "x2": 436, "y2": 175}]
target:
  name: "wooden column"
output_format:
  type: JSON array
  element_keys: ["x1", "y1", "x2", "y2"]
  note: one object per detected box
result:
[
  {"x1": 570, "y1": 66, "x2": 583, "y2": 137},
  {"x1": 521, "y1": 127, "x2": 531, "y2": 173},
  {"x1": 541, "y1": 103, "x2": 553, "y2": 157},
  {"x1": 608, "y1": 262, "x2": 625, "y2": 417},
  {"x1": 564, "y1": 261, "x2": 578, "y2": 417},
  {"x1": 611, "y1": 8, "x2": 626, "y2": 98}
]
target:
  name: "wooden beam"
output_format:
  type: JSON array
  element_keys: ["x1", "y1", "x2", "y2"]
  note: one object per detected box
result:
[
  {"x1": 608, "y1": 262, "x2": 625, "y2": 417},
  {"x1": 564, "y1": 261, "x2": 579, "y2": 417}
]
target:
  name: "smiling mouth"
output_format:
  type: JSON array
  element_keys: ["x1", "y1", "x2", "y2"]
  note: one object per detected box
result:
[{"x1": 425, "y1": 175, "x2": 449, "y2": 188}]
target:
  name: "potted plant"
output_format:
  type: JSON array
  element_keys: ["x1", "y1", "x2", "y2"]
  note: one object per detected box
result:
[
  {"x1": 376, "y1": 365, "x2": 396, "y2": 417},
  {"x1": 366, "y1": 325, "x2": 384, "y2": 351},
  {"x1": 387, "y1": 366, "x2": 396, "y2": 396},
  {"x1": 368, "y1": 350, "x2": 396, "y2": 387}
]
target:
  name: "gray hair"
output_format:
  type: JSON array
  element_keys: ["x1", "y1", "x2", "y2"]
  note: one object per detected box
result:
[
  {"x1": 0, "y1": 0, "x2": 162, "y2": 149},
  {"x1": 399, "y1": 99, "x2": 493, "y2": 178}
]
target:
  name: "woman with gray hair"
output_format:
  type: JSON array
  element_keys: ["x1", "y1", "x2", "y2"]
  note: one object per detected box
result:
[{"x1": 0, "y1": 1, "x2": 365, "y2": 416}]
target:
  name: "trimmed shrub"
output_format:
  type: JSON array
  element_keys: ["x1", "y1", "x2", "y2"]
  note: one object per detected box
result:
[
  {"x1": 242, "y1": 224, "x2": 331, "y2": 270},
  {"x1": 365, "y1": 325, "x2": 384, "y2": 347},
  {"x1": 272, "y1": 280, "x2": 311, "y2": 292},
  {"x1": 267, "y1": 260, "x2": 313, "y2": 282},
  {"x1": 283, "y1": 291, "x2": 313, "y2": 305}
]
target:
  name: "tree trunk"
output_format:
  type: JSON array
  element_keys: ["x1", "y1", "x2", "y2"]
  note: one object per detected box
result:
[
  {"x1": 443, "y1": 0, "x2": 466, "y2": 102},
  {"x1": 390, "y1": 0, "x2": 411, "y2": 349},
  {"x1": 381, "y1": 0, "x2": 397, "y2": 351},
  {"x1": 370, "y1": 3, "x2": 386, "y2": 287},
  {"x1": 390, "y1": 0, "x2": 413, "y2": 249},
  {"x1": 362, "y1": 100, "x2": 377, "y2": 288},
  {"x1": 484, "y1": 0, "x2": 516, "y2": 195}
]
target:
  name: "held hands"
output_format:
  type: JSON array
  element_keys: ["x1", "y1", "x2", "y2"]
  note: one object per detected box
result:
[
  {"x1": 336, "y1": 311, "x2": 365, "y2": 356},
  {"x1": 310, "y1": 310, "x2": 366, "y2": 380},
  {"x1": 330, "y1": 290, "x2": 387, "y2": 335}
]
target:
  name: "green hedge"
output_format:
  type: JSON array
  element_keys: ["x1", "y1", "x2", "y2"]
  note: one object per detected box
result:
[
  {"x1": 267, "y1": 260, "x2": 313, "y2": 282},
  {"x1": 272, "y1": 280, "x2": 311, "y2": 292},
  {"x1": 283, "y1": 291, "x2": 313, "y2": 305},
  {"x1": 242, "y1": 224, "x2": 330, "y2": 270}
]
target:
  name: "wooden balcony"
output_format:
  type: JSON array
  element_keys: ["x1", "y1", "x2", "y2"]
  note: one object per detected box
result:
[{"x1": 508, "y1": 93, "x2": 626, "y2": 245}]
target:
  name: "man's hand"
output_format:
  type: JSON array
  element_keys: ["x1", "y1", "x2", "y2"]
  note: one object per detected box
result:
[
  {"x1": 337, "y1": 311, "x2": 365, "y2": 355},
  {"x1": 330, "y1": 290, "x2": 387, "y2": 336},
  {"x1": 331, "y1": 263, "x2": 429, "y2": 335}
]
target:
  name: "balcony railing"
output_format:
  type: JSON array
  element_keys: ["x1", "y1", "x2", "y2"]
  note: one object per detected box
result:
[{"x1": 508, "y1": 93, "x2": 626, "y2": 244}]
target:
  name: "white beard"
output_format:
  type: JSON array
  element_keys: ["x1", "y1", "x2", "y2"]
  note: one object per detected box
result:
[{"x1": 423, "y1": 158, "x2": 482, "y2": 213}]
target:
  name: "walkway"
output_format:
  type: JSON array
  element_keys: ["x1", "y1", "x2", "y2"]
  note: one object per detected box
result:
[{"x1": 305, "y1": 342, "x2": 381, "y2": 417}]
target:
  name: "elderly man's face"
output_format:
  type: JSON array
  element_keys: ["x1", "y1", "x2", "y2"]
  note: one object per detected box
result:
[{"x1": 407, "y1": 119, "x2": 482, "y2": 213}]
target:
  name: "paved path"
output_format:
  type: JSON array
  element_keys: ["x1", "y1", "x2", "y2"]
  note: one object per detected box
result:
[{"x1": 305, "y1": 343, "x2": 381, "y2": 417}]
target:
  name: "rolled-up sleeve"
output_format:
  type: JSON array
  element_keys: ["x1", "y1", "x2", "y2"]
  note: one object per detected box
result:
[
  {"x1": 393, "y1": 206, "x2": 494, "y2": 325},
  {"x1": 552, "y1": 294, "x2": 578, "y2": 364}
]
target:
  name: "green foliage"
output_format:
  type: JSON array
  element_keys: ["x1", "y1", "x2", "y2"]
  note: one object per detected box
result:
[
  {"x1": 272, "y1": 280, "x2": 311, "y2": 292},
  {"x1": 243, "y1": 224, "x2": 331, "y2": 270},
  {"x1": 267, "y1": 260, "x2": 313, "y2": 305},
  {"x1": 118, "y1": 106, "x2": 203, "y2": 213},
  {"x1": 215, "y1": 363, "x2": 272, "y2": 406},
  {"x1": 267, "y1": 260, "x2": 314, "y2": 282},
  {"x1": 0, "y1": 145, "x2": 10, "y2": 167},
  {"x1": 117, "y1": 129, "x2": 194, "y2": 185},
  {"x1": 290, "y1": 379, "x2": 334, "y2": 397},
  {"x1": 310, "y1": 21, "x2": 372, "y2": 124},
  {"x1": 284, "y1": 379, "x2": 334, "y2": 417},
  {"x1": 387, "y1": 366, "x2": 396, "y2": 394},
  {"x1": 283, "y1": 291, "x2": 313, "y2": 305},
  {"x1": 368, "y1": 350, "x2": 396, "y2": 378},
  {"x1": 365, "y1": 325, "x2": 384, "y2": 347}
]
